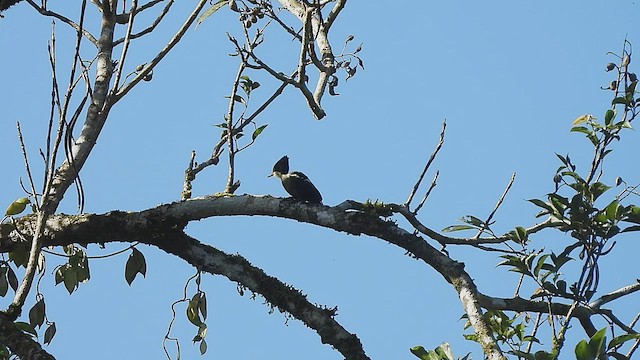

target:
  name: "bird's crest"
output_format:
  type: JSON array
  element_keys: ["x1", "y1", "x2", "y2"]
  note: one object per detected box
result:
[{"x1": 272, "y1": 156, "x2": 289, "y2": 174}]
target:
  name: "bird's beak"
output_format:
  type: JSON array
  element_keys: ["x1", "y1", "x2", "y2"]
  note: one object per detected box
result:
[{"x1": 267, "y1": 172, "x2": 274, "y2": 178}]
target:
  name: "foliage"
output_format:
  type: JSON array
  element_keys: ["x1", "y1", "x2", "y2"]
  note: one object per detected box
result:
[{"x1": 439, "y1": 40, "x2": 640, "y2": 359}]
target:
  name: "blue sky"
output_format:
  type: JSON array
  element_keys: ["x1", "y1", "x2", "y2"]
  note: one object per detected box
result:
[{"x1": 1, "y1": 1, "x2": 640, "y2": 359}]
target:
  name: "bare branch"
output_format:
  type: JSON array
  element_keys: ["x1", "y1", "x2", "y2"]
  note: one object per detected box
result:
[
  {"x1": 26, "y1": 0, "x2": 99, "y2": 46},
  {"x1": 276, "y1": 0, "x2": 338, "y2": 119},
  {"x1": 389, "y1": 203, "x2": 557, "y2": 246},
  {"x1": 16, "y1": 123, "x2": 38, "y2": 206},
  {"x1": 4, "y1": 195, "x2": 506, "y2": 360},
  {"x1": 113, "y1": 0, "x2": 206, "y2": 101},
  {"x1": 405, "y1": 121, "x2": 446, "y2": 209},
  {"x1": 111, "y1": 0, "x2": 137, "y2": 91},
  {"x1": 413, "y1": 170, "x2": 438, "y2": 214},
  {"x1": 473, "y1": 172, "x2": 516, "y2": 239},
  {"x1": 589, "y1": 280, "x2": 640, "y2": 309},
  {"x1": 265, "y1": 7, "x2": 302, "y2": 41},
  {"x1": 113, "y1": 0, "x2": 175, "y2": 45},
  {"x1": 184, "y1": 81, "x2": 290, "y2": 186},
  {"x1": 224, "y1": 61, "x2": 247, "y2": 194},
  {"x1": 181, "y1": 150, "x2": 196, "y2": 200},
  {"x1": 324, "y1": 0, "x2": 346, "y2": 30}
]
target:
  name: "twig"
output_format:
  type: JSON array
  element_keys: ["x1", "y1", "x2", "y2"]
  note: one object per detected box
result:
[
  {"x1": 405, "y1": 121, "x2": 446, "y2": 208},
  {"x1": 388, "y1": 203, "x2": 557, "y2": 246},
  {"x1": 265, "y1": 6, "x2": 302, "y2": 41},
  {"x1": 323, "y1": 0, "x2": 346, "y2": 30},
  {"x1": 627, "y1": 311, "x2": 640, "y2": 358},
  {"x1": 524, "y1": 313, "x2": 542, "y2": 354},
  {"x1": 413, "y1": 170, "x2": 438, "y2": 214},
  {"x1": 297, "y1": 8, "x2": 312, "y2": 84},
  {"x1": 473, "y1": 172, "x2": 516, "y2": 239},
  {"x1": 275, "y1": 0, "x2": 337, "y2": 119},
  {"x1": 597, "y1": 308, "x2": 635, "y2": 333},
  {"x1": 551, "y1": 300, "x2": 579, "y2": 358},
  {"x1": 16, "y1": 123, "x2": 38, "y2": 207},
  {"x1": 182, "y1": 150, "x2": 196, "y2": 200},
  {"x1": 589, "y1": 280, "x2": 640, "y2": 309},
  {"x1": 113, "y1": 0, "x2": 208, "y2": 102},
  {"x1": 223, "y1": 60, "x2": 247, "y2": 194},
  {"x1": 187, "y1": 80, "x2": 290, "y2": 184},
  {"x1": 26, "y1": 0, "x2": 99, "y2": 46},
  {"x1": 44, "y1": 23, "x2": 60, "y2": 202},
  {"x1": 111, "y1": 0, "x2": 137, "y2": 91},
  {"x1": 60, "y1": 0, "x2": 89, "y2": 213},
  {"x1": 113, "y1": 0, "x2": 174, "y2": 45}
]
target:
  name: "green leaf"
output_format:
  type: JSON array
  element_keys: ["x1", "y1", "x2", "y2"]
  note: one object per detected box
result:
[
  {"x1": 572, "y1": 114, "x2": 592, "y2": 125},
  {"x1": 608, "y1": 333, "x2": 640, "y2": 349},
  {"x1": 588, "y1": 328, "x2": 607, "y2": 357},
  {"x1": 570, "y1": 126, "x2": 592, "y2": 135},
  {"x1": 604, "y1": 109, "x2": 616, "y2": 125},
  {"x1": 0, "y1": 268, "x2": 8, "y2": 297},
  {"x1": 590, "y1": 182, "x2": 611, "y2": 201},
  {"x1": 463, "y1": 333, "x2": 478, "y2": 342},
  {"x1": 575, "y1": 339, "x2": 592, "y2": 360},
  {"x1": 63, "y1": 267, "x2": 78, "y2": 294},
  {"x1": 14, "y1": 322, "x2": 37, "y2": 337},
  {"x1": 251, "y1": 124, "x2": 268, "y2": 141},
  {"x1": 225, "y1": 94, "x2": 247, "y2": 106},
  {"x1": 550, "y1": 253, "x2": 571, "y2": 269},
  {"x1": 0, "y1": 223, "x2": 16, "y2": 236},
  {"x1": 187, "y1": 297, "x2": 203, "y2": 327},
  {"x1": 199, "y1": 293, "x2": 208, "y2": 320},
  {"x1": 10, "y1": 246, "x2": 30, "y2": 268},
  {"x1": 612, "y1": 96, "x2": 629, "y2": 106},
  {"x1": 6, "y1": 266, "x2": 17, "y2": 291},
  {"x1": 533, "y1": 350, "x2": 554, "y2": 360},
  {"x1": 605, "y1": 200, "x2": 620, "y2": 221},
  {"x1": 125, "y1": 248, "x2": 147, "y2": 286},
  {"x1": 528, "y1": 199, "x2": 554, "y2": 215},
  {"x1": 533, "y1": 254, "x2": 549, "y2": 278},
  {"x1": 509, "y1": 350, "x2": 536, "y2": 360},
  {"x1": 442, "y1": 224, "x2": 475, "y2": 232},
  {"x1": 4, "y1": 197, "x2": 30, "y2": 216},
  {"x1": 199, "y1": 338, "x2": 208, "y2": 355},
  {"x1": 461, "y1": 215, "x2": 485, "y2": 227},
  {"x1": 195, "y1": 0, "x2": 227, "y2": 28},
  {"x1": 556, "y1": 280, "x2": 567, "y2": 294},
  {"x1": 498, "y1": 255, "x2": 531, "y2": 276},
  {"x1": 508, "y1": 226, "x2": 528, "y2": 244},
  {"x1": 44, "y1": 322, "x2": 56, "y2": 345},
  {"x1": 409, "y1": 346, "x2": 437, "y2": 360},
  {"x1": 29, "y1": 298, "x2": 46, "y2": 329},
  {"x1": 435, "y1": 343, "x2": 455, "y2": 360}
]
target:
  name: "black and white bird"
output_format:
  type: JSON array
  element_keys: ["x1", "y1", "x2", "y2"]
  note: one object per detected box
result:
[{"x1": 268, "y1": 156, "x2": 322, "y2": 204}]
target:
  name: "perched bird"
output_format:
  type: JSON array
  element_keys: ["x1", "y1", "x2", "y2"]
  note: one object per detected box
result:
[{"x1": 268, "y1": 156, "x2": 322, "y2": 204}]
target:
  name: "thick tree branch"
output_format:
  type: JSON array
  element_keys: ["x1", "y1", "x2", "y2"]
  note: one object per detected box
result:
[
  {"x1": 3, "y1": 195, "x2": 505, "y2": 359},
  {"x1": 44, "y1": 3, "x2": 116, "y2": 212},
  {"x1": 0, "y1": 313, "x2": 55, "y2": 360},
  {"x1": 154, "y1": 230, "x2": 370, "y2": 360}
]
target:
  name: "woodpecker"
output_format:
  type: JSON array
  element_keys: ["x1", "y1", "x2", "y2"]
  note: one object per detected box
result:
[{"x1": 268, "y1": 156, "x2": 322, "y2": 204}]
